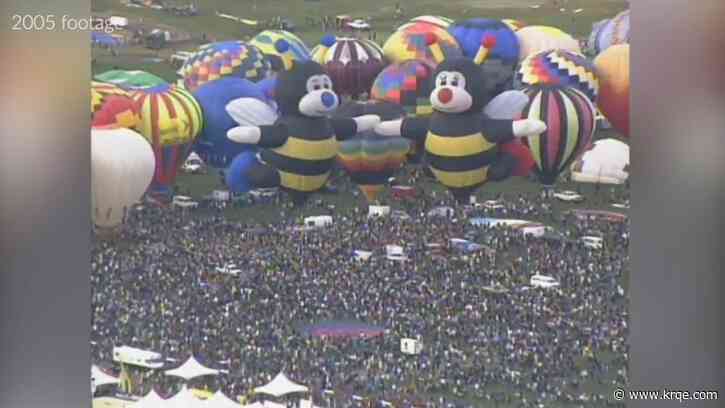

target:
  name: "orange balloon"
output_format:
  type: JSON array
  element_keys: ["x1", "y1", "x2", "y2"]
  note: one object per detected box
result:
[{"x1": 595, "y1": 44, "x2": 630, "y2": 138}]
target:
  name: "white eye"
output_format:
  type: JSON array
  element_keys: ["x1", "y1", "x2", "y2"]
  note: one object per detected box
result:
[
  {"x1": 306, "y1": 76, "x2": 323, "y2": 93},
  {"x1": 451, "y1": 73, "x2": 466, "y2": 89}
]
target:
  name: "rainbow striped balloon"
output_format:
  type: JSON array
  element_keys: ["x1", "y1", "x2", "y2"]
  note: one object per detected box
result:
[
  {"x1": 131, "y1": 85, "x2": 203, "y2": 195},
  {"x1": 517, "y1": 49, "x2": 599, "y2": 102},
  {"x1": 520, "y1": 85, "x2": 596, "y2": 186}
]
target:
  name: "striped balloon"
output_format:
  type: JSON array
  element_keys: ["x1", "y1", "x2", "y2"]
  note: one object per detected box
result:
[
  {"x1": 517, "y1": 49, "x2": 599, "y2": 102},
  {"x1": 131, "y1": 85, "x2": 203, "y2": 195},
  {"x1": 338, "y1": 133, "x2": 410, "y2": 202},
  {"x1": 250, "y1": 30, "x2": 311, "y2": 71},
  {"x1": 91, "y1": 81, "x2": 140, "y2": 129},
  {"x1": 181, "y1": 41, "x2": 271, "y2": 92},
  {"x1": 592, "y1": 10, "x2": 629, "y2": 54},
  {"x1": 312, "y1": 37, "x2": 386, "y2": 97},
  {"x1": 520, "y1": 85, "x2": 596, "y2": 186}
]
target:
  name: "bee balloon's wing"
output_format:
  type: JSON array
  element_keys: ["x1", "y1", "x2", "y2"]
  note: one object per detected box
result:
[
  {"x1": 225, "y1": 97, "x2": 279, "y2": 127},
  {"x1": 484, "y1": 90, "x2": 530, "y2": 120}
]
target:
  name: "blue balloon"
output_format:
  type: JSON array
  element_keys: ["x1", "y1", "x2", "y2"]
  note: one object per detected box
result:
[
  {"x1": 448, "y1": 19, "x2": 520, "y2": 66},
  {"x1": 225, "y1": 151, "x2": 259, "y2": 193},
  {"x1": 192, "y1": 78, "x2": 272, "y2": 168}
]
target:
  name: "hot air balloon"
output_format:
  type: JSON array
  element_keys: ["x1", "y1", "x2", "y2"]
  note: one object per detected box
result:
[
  {"x1": 311, "y1": 36, "x2": 387, "y2": 98},
  {"x1": 192, "y1": 78, "x2": 278, "y2": 168},
  {"x1": 594, "y1": 44, "x2": 629, "y2": 138},
  {"x1": 131, "y1": 84, "x2": 203, "y2": 199},
  {"x1": 502, "y1": 19, "x2": 526, "y2": 32},
  {"x1": 520, "y1": 85, "x2": 596, "y2": 187},
  {"x1": 338, "y1": 132, "x2": 410, "y2": 202},
  {"x1": 250, "y1": 30, "x2": 311, "y2": 71},
  {"x1": 587, "y1": 19, "x2": 610, "y2": 55},
  {"x1": 94, "y1": 70, "x2": 168, "y2": 90},
  {"x1": 370, "y1": 60, "x2": 435, "y2": 117},
  {"x1": 382, "y1": 22, "x2": 462, "y2": 68},
  {"x1": 517, "y1": 49, "x2": 599, "y2": 103},
  {"x1": 516, "y1": 26, "x2": 581, "y2": 61},
  {"x1": 448, "y1": 19, "x2": 520, "y2": 67},
  {"x1": 570, "y1": 138, "x2": 629, "y2": 184},
  {"x1": 591, "y1": 10, "x2": 629, "y2": 55},
  {"x1": 398, "y1": 15, "x2": 454, "y2": 31},
  {"x1": 91, "y1": 81, "x2": 140, "y2": 129},
  {"x1": 92, "y1": 127, "x2": 155, "y2": 230},
  {"x1": 180, "y1": 41, "x2": 271, "y2": 92}
]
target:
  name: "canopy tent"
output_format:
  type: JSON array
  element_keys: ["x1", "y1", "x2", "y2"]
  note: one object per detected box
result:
[
  {"x1": 165, "y1": 386, "x2": 201, "y2": 408},
  {"x1": 92, "y1": 365, "x2": 120, "y2": 387},
  {"x1": 133, "y1": 389, "x2": 167, "y2": 408},
  {"x1": 206, "y1": 390, "x2": 242, "y2": 408},
  {"x1": 165, "y1": 356, "x2": 220, "y2": 381},
  {"x1": 253, "y1": 372, "x2": 309, "y2": 398}
]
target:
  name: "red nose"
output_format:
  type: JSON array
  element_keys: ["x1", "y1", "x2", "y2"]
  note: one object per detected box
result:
[{"x1": 438, "y1": 88, "x2": 453, "y2": 104}]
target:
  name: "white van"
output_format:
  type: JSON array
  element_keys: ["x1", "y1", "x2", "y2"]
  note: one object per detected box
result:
[
  {"x1": 303, "y1": 215, "x2": 333, "y2": 228},
  {"x1": 530, "y1": 274, "x2": 560, "y2": 289},
  {"x1": 580, "y1": 236, "x2": 604, "y2": 250},
  {"x1": 368, "y1": 205, "x2": 391, "y2": 218}
]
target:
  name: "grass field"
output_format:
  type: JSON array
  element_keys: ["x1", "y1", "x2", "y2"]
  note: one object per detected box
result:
[{"x1": 91, "y1": 0, "x2": 628, "y2": 81}]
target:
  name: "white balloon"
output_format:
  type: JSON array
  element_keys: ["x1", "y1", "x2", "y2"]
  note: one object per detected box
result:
[
  {"x1": 91, "y1": 127, "x2": 155, "y2": 229},
  {"x1": 570, "y1": 138, "x2": 629, "y2": 184}
]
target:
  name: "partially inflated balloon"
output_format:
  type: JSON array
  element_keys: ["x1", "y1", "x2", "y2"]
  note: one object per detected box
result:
[
  {"x1": 338, "y1": 132, "x2": 410, "y2": 202},
  {"x1": 516, "y1": 26, "x2": 581, "y2": 61},
  {"x1": 520, "y1": 85, "x2": 596, "y2": 186},
  {"x1": 131, "y1": 84, "x2": 203, "y2": 197},
  {"x1": 383, "y1": 22, "x2": 462, "y2": 68},
  {"x1": 570, "y1": 138, "x2": 629, "y2": 184},
  {"x1": 92, "y1": 127, "x2": 155, "y2": 229},
  {"x1": 193, "y1": 78, "x2": 277, "y2": 168},
  {"x1": 448, "y1": 19, "x2": 520, "y2": 66},
  {"x1": 91, "y1": 81, "x2": 140, "y2": 129},
  {"x1": 595, "y1": 44, "x2": 629, "y2": 138},
  {"x1": 517, "y1": 49, "x2": 599, "y2": 102},
  {"x1": 94, "y1": 70, "x2": 168, "y2": 90},
  {"x1": 250, "y1": 30, "x2": 311, "y2": 71},
  {"x1": 181, "y1": 41, "x2": 271, "y2": 92}
]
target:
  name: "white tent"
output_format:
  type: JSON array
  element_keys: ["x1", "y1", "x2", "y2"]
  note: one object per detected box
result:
[
  {"x1": 165, "y1": 356, "x2": 220, "y2": 381},
  {"x1": 133, "y1": 389, "x2": 167, "y2": 408},
  {"x1": 253, "y1": 372, "x2": 309, "y2": 398},
  {"x1": 165, "y1": 386, "x2": 202, "y2": 408},
  {"x1": 205, "y1": 390, "x2": 242, "y2": 408},
  {"x1": 91, "y1": 365, "x2": 119, "y2": 393},
  {"x1": 570, "y1": 138, "x2": 629, "y2": 185}
]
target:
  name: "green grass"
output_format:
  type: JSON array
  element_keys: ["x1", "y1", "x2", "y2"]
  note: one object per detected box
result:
[{"x1": 91, "y1": 0, "x2": 628, "y2": 80}]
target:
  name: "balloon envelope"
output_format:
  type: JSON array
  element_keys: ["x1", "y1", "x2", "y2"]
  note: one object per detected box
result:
[
  {"x1": 516, "y1": 26, "x2": 581, "y2": 61},
  {"x1": 570, "y1": 138, "x2": 629, "y2": 184},
  {"x1": 383, "y1": 22, "x2": 462, "y2": 68},
  {"x1": 91, "y1": 81, "x2": 139, "y2": 129},
  {"x1": 592, "y1": 10, "x2": 629, "y2": 54},
  {"x1": 520, "y1": 85, "x2": 596, "y2": 186},
  {"x1": 517, "y1": 49, "x2": 599, "y2": 102},
  {"x1": 595, "y1": 44, "x2": 629, "y2": 138},
  {"x1": 250, "y1": 30, "x2": 311, "y2": 71},
  {"x1": 131, "y1": 84, "x2": 203, "y2": 195},
  {"x1": 312, "y1": 37, "x2": 386, "y2": 97},
  {"x1": 181, "y1": 41, "x2": 271, "y2": 92},
  {"x1": 448, "y1": 19, "x2": 520, "y2": 66},
  {"x1": 370, "y1": 60, "x2": 435, "y2": 117},
  {"x1": 94, "y1": 70, "x2": 168, "y2": 90},
  {"x1": 92, "y1": 127, "x2": 155, "y2": 229},
  {"x1": 398, "y1": 16, "x2": 454, "y2": 31}
]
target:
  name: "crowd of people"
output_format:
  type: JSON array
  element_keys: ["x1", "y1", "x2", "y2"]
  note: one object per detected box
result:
[{"x1": 91, "y1": 182, "x2": 629, "y2": 407}]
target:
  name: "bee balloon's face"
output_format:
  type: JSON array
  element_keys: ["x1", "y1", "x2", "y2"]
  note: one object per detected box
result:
[
  {"x1": 299, "y1": 74, "x2": 339, "y2": 117},
  {"x1": 430, "y1": 71, "x2": 473, "y2": 114}
]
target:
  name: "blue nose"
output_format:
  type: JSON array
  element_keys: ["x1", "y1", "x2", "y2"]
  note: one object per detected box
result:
[{"x1": 321, "y1": 92, "x2": 336, "y2": 108}]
